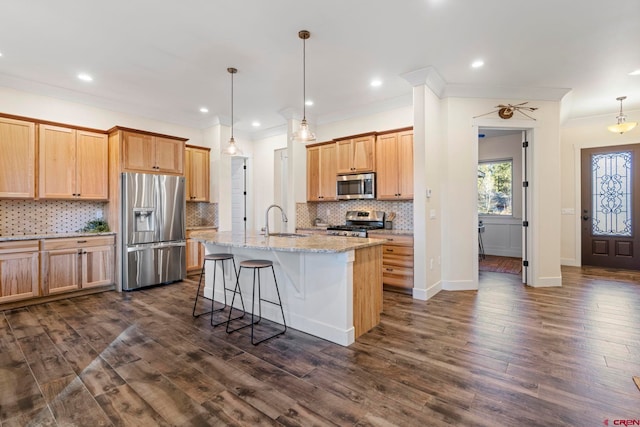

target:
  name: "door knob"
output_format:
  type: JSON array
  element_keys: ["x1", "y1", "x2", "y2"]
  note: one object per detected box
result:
[{"x1": 582, "y1": 215, "x2": 589, "y2": 221}]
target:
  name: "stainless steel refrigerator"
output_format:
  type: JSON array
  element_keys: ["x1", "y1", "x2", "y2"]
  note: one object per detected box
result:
[{"x1": 121, "y1": 173, "x2": 186, "y2": 290}]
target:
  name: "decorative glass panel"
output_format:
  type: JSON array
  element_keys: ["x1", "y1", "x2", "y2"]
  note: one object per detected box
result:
[{"x1": 592, "y1": 151, "x2": 632, "y2": 236}]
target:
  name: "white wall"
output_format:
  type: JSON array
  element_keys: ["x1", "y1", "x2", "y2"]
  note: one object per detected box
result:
[
  {"x1": 560, "y1": 109, "x2": 640, "y2": 266},
  {"x1": 251, "y1": 134, "x2": 288, "y2": 233},
  {"x1": 0, "y1": 86, "x2": 204, "y2": 145},
  {"x1": 443, "y1": 98, "x2": 562, "y2": 289}
]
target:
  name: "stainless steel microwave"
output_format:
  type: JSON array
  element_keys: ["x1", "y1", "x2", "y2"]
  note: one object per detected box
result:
[{"x1": 336, "y1": 173, "x2": 375, "y2": 200}]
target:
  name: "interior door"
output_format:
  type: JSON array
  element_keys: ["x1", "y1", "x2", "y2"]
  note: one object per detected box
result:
[{"x1": 581, "y1": 144, "x2": 640, "y2": 270}]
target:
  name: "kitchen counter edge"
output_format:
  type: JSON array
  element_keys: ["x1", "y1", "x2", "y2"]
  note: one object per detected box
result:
[
  {"x1": 0, "y1": 232, "x2": 117, "y2": 242},
  {"x1": 190, "y1": 230, "x2": 385, "y2": 254}
]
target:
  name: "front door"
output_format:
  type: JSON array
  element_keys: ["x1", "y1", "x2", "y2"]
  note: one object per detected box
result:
[{"x1": 581, "y1": 144, "x2": 640, "y2": 269}]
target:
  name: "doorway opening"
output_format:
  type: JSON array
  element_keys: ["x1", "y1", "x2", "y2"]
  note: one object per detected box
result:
[{"x1": 477, "y1": 127, "x2": 531, "y2": 285}]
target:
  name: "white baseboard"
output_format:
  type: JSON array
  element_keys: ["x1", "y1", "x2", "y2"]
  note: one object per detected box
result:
[
  {"x1": 484, "y1": 248, "x2": 522, "y2": 258},
  {"x1": 561, "y1": 258, "x2": 580, "y2": 267},
  {"x1": 528, "y1": 275, "x2": 562, "y2": 287},
  {"x1": 412, "y1": 280, "x2": 442, "y2": 300},
  {"x1": 442, "y1": 279, "x2": 477, "y2": 291}
]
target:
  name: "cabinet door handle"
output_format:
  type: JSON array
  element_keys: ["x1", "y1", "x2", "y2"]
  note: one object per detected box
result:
[
  {"x1": 385, "y1": 268, "x2": 394, "y2": 272},
  {"x1": 386, "y1": 248, "x2": 394, "y2": 252},
  {"x1": 77, "y1": 240, "x2": 87, "y2": 243}
]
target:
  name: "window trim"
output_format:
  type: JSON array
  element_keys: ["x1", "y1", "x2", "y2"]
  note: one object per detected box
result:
[{"x1": 478, "y1": 158, "x2": 514, "y2": 217}]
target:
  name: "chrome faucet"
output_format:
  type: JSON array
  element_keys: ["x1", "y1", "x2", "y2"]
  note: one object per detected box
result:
[{"x1": 264, "y1": 204, "x2": 288, "y2": 237}]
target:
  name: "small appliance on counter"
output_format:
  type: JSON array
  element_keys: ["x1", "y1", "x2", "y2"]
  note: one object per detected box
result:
[
  {"x1": 326, "y1": 210, "x2": 385, "y2": 237},
  {"x1": 385, "y1": 212, "x2": 396, "y2": 229}
]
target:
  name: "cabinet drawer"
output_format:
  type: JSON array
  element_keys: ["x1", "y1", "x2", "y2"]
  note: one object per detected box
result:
[
  {"x1": 382, "y1": 245, "x2": 413, "y2": 256},
  {"x1": 372, "y1": 233, "x2": 413, "y2": 246},
  {"x1": 0, "y1": 240, "x2": 39, "y2": 254},
  {"x1": 42, "y1": 236, "x2": 115, "y2": 250},
  {"x1": 382, "y1": 267, "x2": 413, "y2": 289},
  {"x1": 383, "y1": 253, "x2": 414, "y2": 268}
]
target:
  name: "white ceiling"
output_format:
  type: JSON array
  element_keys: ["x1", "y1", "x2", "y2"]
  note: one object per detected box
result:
[{"x1": 1, "y1": 0, "x2": 639, "y2": 136}]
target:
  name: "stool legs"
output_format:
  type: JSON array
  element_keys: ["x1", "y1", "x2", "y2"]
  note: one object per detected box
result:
[
  {"x1": 226, "y1": 264, "x2": 286, "y2": 345},
  {"x1": 192, "y1": 256, "x2": 246, "y2": 327},
  {"x1": 211, "y1": 257, "x2": 245, "y2": 327},
  {"x1": 192, "y1": 258, "x2": 214, "y2": 318}
]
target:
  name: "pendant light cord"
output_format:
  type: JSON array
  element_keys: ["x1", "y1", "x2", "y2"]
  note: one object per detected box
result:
[{"x1": 302, "y1": 35, "x2": 306, "y2": 121}]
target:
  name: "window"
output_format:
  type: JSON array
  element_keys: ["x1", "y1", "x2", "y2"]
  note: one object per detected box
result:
[{"x1": 478, "y1": 159, "x2": 513, "y2": 215}]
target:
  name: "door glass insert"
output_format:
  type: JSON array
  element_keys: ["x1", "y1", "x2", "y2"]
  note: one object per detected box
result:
[{"x1": 592, "y1": 151, "x2": 632, "y2": 236}]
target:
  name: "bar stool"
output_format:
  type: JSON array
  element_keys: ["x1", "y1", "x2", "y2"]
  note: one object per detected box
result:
[
  {"x1": 192, "y1": 253, "x2": 245, "y2": 327},
  {"x1": 226, "y1": 259, "x2": 286, "y2": 345}
]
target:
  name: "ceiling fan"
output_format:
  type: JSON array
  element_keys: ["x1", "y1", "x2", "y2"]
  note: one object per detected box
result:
[{"x1": 474, "y1": 102, "x2": 539, "y2": 120}]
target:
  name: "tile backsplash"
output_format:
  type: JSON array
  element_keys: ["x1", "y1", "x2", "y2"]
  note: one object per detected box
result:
[
  {"x1": 186, "y1": 202, "x2": 217, "y2": 227},
  {"x1": 0, "y1": 200, "x2": 107, "y2": 235},
  {"x1": 0, "y1": 200, "x2": 219, "y2": 235},
  {"x1": 297, "y1": 200, "x2": 413, "y2": 230}
]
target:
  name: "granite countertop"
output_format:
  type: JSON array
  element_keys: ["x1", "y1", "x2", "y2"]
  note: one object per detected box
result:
[
  {"x1": 369, "y1": 229, "x2": 414, "y2": 236},
  {"x1": 187, "y1": 225, "x2": 218, "y2": 231},
  {"x1": 0, "y1": 231, "x2": 116, "y2": 242},
  {"x1": 190, "y1": 230, "x2": 385, "y2": 253}
]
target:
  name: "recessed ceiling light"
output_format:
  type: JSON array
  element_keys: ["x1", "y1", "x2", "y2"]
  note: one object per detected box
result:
[
  {"x1": 251, "y1": 121, "x2": 261, "y2": 127},
  {"x1": 629, "y1": 69, "x2": 640, "y2": 76},
  {"x1": 370, "y1": 79, "x2": 382, "y2": 87},
  {"x1": 199, "y1": 107, "x2": 209, "y2": 113},
  {"x1": 305, "y1": 100, "x2": 314, "y2": 106},
  {"x1": 0, "y1": 52, "x2": 3, "y2": 57},
  {"x1": 471, "y1": 60, "x2": 484, "y2": 69},
  {"x1": 77, "y1": 73, "x2": 93, "y2": 82}
]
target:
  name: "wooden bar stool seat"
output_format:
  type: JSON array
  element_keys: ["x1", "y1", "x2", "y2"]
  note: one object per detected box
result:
[{"x1": 226, "y1": 259, "x2": 286, "y2": 345}]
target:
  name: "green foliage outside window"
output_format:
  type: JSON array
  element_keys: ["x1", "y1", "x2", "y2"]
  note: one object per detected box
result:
[{"x1": 478, "y1": 160, "x2": 512, "y2": 215}]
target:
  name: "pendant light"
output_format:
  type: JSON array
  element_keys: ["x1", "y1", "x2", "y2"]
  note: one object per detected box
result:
[
  {"x1": 607, "y1": 96, "x2": 637, "y2": 134},
  {"x1": 222, "y1": 67, "x2": 243, "y2": 155},
  {"x1": 292, "y1": 30, "x2": 316, "y2": 142}
]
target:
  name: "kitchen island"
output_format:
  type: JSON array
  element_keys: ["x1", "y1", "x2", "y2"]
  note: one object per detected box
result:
[{"x1": 189, "y1": 230, "x2": 384, "y2": 346}]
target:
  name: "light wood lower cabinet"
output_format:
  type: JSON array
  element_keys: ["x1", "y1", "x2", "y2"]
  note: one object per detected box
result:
[
  {"x1": 186, "y1": 229, "x2": 216, "y2": 273},
  {"x1": 372, "y1": 232, "x2": 414, "y2": 292},
  {"x1": 41, "y1": 236, "x2": 114, "y2": 295},
  {"x1": 0, "y1": 240, "x2": 40, "y2": 303}
]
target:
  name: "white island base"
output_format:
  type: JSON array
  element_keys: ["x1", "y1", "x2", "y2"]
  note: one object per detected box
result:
[{"x1": 199, "y1": 238, "x2": 383, "y2": 346}]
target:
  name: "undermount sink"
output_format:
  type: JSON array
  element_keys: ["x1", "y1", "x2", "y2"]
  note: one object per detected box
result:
[{"x1": 267, "y1": 233, "x2": 309, "y2": 238}]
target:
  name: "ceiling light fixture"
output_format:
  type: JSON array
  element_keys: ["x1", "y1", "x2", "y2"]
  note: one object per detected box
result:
[
  {"x1": 305, "y1": 100, "x2": 314, "y2": 106},
  {"x1": 607, "y1": 96, "x2": 637, "y2": 134},
  {"x1": 77, "y1": 73, "x2": 93, "y2": 82},
  {"x1": 629, "y1": 69, "x2": 640, "y2": 76},
  {"x1": 199, "y1": 107, "x2": 209, "y2": 113},
  {"x1": 292, "y1": 30, "x2": 315, "y2": 142},
  {"x1": 370, "y1": 79, "x2": 382, "y2": 87},
  {"x1": 222, "y1": 67, "x2": 242, "y2": 156},
  {"x1": 471, "y1": 60, "x2": 484, "y2": 69},
  {"x1": 251, "y1": 121, "x2": 261, "y2": 127}
]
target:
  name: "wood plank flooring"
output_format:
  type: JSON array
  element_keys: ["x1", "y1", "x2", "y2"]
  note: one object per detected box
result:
[{"x1": 1, "y1": 267, "x2": 639, "y2": 426}]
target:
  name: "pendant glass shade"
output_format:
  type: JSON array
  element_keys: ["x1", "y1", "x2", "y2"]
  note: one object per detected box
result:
[
  {"x1": 608, "y1": 96, "x2": 637, "y2": 134},
  {"x1": 293, "y1": 30, "x2": 316, "y2": 142},
  {"x1": 222, "y1": 136, "x2": 242, "y2": 155},
  {"x1": 222, "y1": 67, "x2": 243, "y2": 155}
]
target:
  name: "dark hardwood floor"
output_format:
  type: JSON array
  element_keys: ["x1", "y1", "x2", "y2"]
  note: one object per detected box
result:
[{"x1": 1, "y1": 267, "x2": 639, "y2": 426}]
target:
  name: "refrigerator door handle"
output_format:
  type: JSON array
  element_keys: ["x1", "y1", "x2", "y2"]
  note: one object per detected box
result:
[{"x1": 126, "y1": 241, "x2": 186, "y2": 252}]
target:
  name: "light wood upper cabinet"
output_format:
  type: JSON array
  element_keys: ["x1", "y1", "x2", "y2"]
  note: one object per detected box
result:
[
  {"x1": 122, "y1": 131, "x2": 184, "y2": 175},
  {"x1": 0, "y1": 240, "x2": 39, "y2": 303},
  {"x1": 307, "y1": 143, "x2": 337, "y2": 201},
  {"x1": 375, "y1": 130, "x2": 413, "y2": 200},
  {"x1": 185, "y1": 146, "x2": 210, "y2": 202},
  {"x1": 336, "y1": 135, "x2": 375, "y2": 174},
  {"x1": 0, "y1": 117, "x2": 36, "y2": 199},
  {"x1": 39, "y1": 124, "x2": 108, "y2": 200}
]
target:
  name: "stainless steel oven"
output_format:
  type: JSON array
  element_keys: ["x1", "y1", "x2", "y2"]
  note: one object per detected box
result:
[{"x1": 336, "y1": 173, "x2": 375, "y2": 200}]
